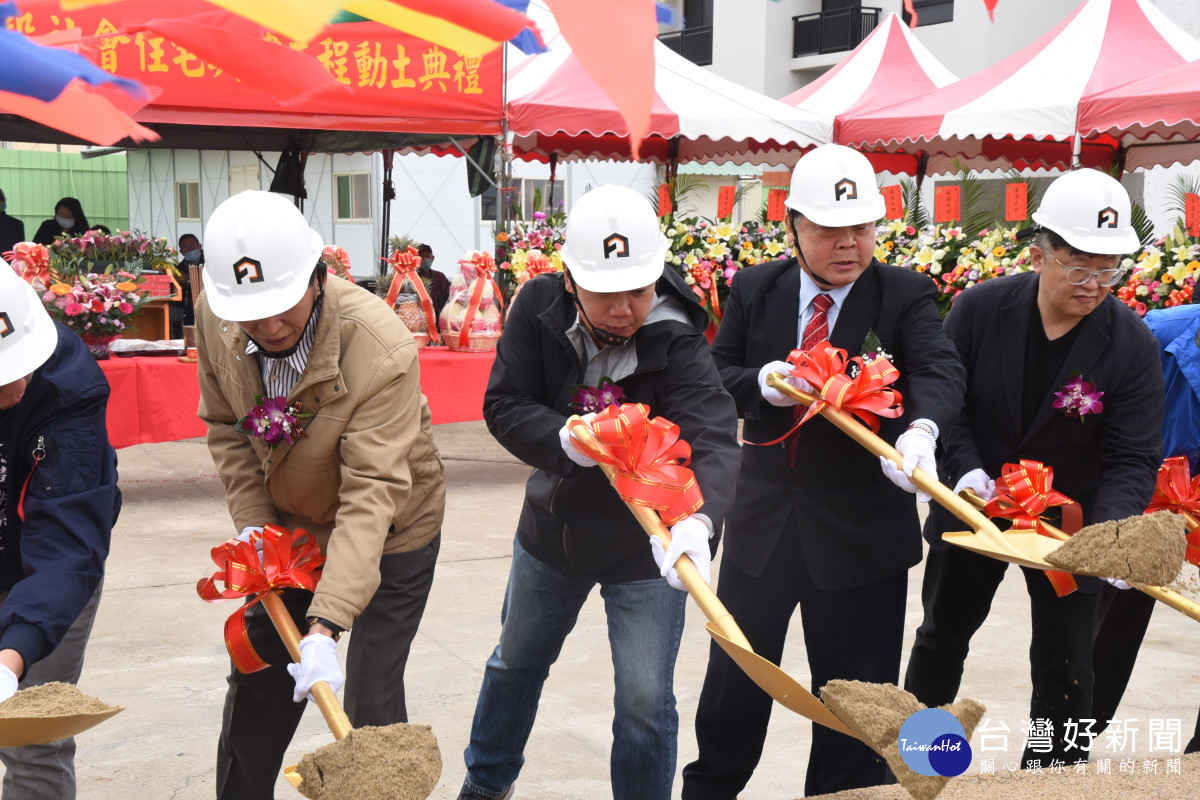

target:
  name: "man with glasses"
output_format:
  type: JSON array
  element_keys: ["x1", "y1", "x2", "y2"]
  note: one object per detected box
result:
[{"x1": 904, "y1": 168, "x2": 1165, "y2": 770}]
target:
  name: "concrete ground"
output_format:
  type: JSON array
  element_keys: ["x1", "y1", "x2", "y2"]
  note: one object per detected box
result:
[{"x1": 11, "y1": 421, "x2": 1200, "y2": 799}]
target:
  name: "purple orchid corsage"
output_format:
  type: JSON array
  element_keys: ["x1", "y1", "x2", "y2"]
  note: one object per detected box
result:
[
  {"x1": 570, "y1": 378, "x2": 625, "y2": 415},
  {"x1": 1052, "y1": 373, "x2": 1104, "y2": 420},
  {"x1": 235, "y1": 395, "x2": 314, "y2": 448}
]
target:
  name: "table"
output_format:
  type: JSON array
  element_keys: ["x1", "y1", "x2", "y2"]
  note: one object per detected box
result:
[{"x1": 98, "y1": 346, "x2": 495, "y2": 449}]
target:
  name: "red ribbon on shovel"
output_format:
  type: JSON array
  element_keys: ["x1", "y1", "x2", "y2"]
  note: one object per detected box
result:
[
  {"x1": 1145, "y1": 455, "x2": 1200, "y2": 566},
  {"x1": 984, "y1": 460, "x2": 1082, "y2": 597},
  {"x1": 568, "y1": 403, "x2": 704, "y2": 527},
  {"x1": 197, "y1": 524, "x2": 325, "y2": 674}
]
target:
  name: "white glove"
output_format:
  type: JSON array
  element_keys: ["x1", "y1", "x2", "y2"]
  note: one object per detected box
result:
[
  {"x1": 286, "y1": 633, "x2": 345, "y2": 703},
  {"x1": 234, "y1": 526, "x2": 265, "y2": 562},
  {"x1": 649, "y1": 515, "x2": 713, "y2": 591},
  {"x1": 0, "y1": 664, "x2": 17, "y2": 703},
  {"x1": 559, "y1": 412, "x2": 598, "y2": 468},
  {"x1": 1105, "y1": 577, "x2": 1133, "y2": 590},
  {"x1": 758, "y1": 361, "x2": 813, "y2": 407},
  {"x1": 880, "y1": 424, "x2": 938, "y2": 503},
  {"x1": 953, "y1": 469, "x2": 996, "y2": 502}
]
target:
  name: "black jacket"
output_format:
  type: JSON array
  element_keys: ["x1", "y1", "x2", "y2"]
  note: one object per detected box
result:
[
  {"x1": 0, "y1": 324, "x2": 120, "y2": 673},
  {"x1": 711, "y1": 258, "x2": 965, "y2": 591},
  {"x1": 0, "y1": 213, "x2": 23, "y2": 256},
  {"x1": 484, "y1": 269, "x2": 741, "y2": 583},
  {"x1": 928, "y1": 272, "x2": 1164, "y2": 561}
]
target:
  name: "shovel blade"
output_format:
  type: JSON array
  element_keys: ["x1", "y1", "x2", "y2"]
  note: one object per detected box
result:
[
  {"x1": 284, "y1": 764, "x2": 303, "y2": 790},
  {"x1": 941, "y1": 529, "x2": 1060, "y2": 571},
  {"x1": 705, "y1": 623, "x2": 855, "y2": 739},
  {"x1": 0, "y1": 707, "x2": 122, "y2": 748}
]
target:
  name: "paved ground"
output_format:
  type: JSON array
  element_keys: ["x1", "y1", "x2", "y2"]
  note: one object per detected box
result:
[{"x1": 8, "y1": 421, "x2": 1200, "y2": 799}]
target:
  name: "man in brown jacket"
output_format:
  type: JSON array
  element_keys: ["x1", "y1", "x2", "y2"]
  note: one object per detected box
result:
[{"x1": 195, "y1": 191, "x2": 446, "y2": 800}]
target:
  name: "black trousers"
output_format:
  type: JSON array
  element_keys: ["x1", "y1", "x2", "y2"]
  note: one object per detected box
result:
[
  {"x1": 905, "y1": 544, "x2": 1099, "y2": 768},
  {"x1": 1091, "y1": 583, "x2": 1200, "y2": 751},
  {"x1": 215, "y1": 537, "x2": 440, "y2": 800},
  {"x1": 682, "y1": 514, "x2": 905, "y2": 798}
]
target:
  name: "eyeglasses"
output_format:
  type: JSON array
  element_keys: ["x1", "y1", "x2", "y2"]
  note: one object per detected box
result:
[{"x1": 1044, "y1": 249, "x2": 1125, "y2": 287}]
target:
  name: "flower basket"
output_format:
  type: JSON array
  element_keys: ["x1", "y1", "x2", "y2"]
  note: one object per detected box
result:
[
  {"x1": 441, "y1": 330, "x2": 500, "y2": 353},
  {"x1": 411, "y1": 331, "x2": 430, "y2": 349},
  {"x1": 438, "y1": 251, "x2": 504, "y2": 352}
]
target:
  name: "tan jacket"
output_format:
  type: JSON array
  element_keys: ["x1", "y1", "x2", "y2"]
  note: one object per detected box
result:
[{"x1": 195, "y1": 276, "x2": 445, "y2": 630}]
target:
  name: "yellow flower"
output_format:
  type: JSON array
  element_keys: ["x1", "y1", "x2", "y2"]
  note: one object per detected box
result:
[
  {"x1": 50, "y1": 283, "x2": 72, "y2": 295},
  {"x1": 115, "y1": 281, "x2": 138, "y2": 292},
  {"x1": 765, "y1": 240, "x2": 783, "y2": 256},
  {"x1": 684, "y1": 252, "x2": 699, "y2": 267},
  {"x1": 1187, "y1": 261, "x2": 1200, "y2": 273},
  {"x1": 1163, "y1": 273, "x2": 1175, "y2": 284},
  {"x1": 875, "y1": 245, "x2": 888, "y2": 261},
  {"x1": 685, "y1": 235, "x2": 694, "y2": 246},
  {"x1": 992, "y1": 246, "x2": 1006, "y2": 257},
  {"x1": 496, "y1": 232, "x2": 509, "y2": 243},
  {"x1": 885, "y1": 241, "x2": 895, "y2": 251},
  {"x1": 712, "y1": 222, "x2": 735, "y2": 239},
  {"x1": 708, "y1": 242, "x2": 729, "y2": 260}
]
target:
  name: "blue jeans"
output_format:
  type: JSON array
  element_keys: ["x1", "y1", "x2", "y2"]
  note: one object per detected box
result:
[{"x1": 462, "y1": 538, "x2": 686, "y2": 800}]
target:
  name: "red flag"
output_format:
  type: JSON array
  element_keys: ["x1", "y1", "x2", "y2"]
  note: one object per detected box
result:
[
  {"x1": 544, "y1": 0, "x2": 656, "y2": 160},
  {"x1": 983, "y1": 0, "x2": 1000, "y2": 22}
]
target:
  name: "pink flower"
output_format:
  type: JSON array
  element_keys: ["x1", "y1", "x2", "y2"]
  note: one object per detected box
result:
[
  {"x1": 64, "y1": 302, "x2": 84, "y2": 316},
  {"x1": 1052, "y1": 374, "x2": 1104, "y2": 420},
  {"x1": 118, "y1": 302, "x2": 133, "y2": 314}
]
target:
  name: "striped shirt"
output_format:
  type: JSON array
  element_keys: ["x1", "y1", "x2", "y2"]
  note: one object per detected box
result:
[{"x1": 245, "y1": 299, "x2": 322, "y2": 398}]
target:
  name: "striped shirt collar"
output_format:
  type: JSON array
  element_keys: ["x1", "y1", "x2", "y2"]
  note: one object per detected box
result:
[{"x1": 245, "y1": 297, "x2": 323, "y2": 399}]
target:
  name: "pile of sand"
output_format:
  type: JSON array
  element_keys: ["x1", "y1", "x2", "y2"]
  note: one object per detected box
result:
[
  {"x1": 1045, "y1": 510, "x2": 1186, "y2": 586},
  {"x1": 821, "y1": 680, "x2": 986, "y2": 800},
  {"x1": 0, "y1": 682, "x2": 118, "y2": 718},
  {"x1": 804, "y1": 752, "x2": 1200, "y2": 800},
  {"x1": 296, "y1": 723, "x2": 441, "y2": 800}
]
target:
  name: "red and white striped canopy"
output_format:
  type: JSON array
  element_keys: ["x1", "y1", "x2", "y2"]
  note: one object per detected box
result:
[
  {"x1": 780, "y1": 12, "x2": 955, "y2": 174},
  {"x1": 1078, "y1": 59, "x2": 1200, "y2": 170},
  {"x1": 506, "y1": 39, "x2": 829, "y2": 166},
  {"x1": 839, "y1": 0, "x2": 1200, "y2": 172}
]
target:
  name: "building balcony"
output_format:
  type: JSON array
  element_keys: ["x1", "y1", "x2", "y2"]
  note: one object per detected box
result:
[
  {"x1": 792, "y1": 6, "x2": 881, "y2": 58},
  {"x1": 658, "y1": 25, "x2": 713, "y2": 67}
]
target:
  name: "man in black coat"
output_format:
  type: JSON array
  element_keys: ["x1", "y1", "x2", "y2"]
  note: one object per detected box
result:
[
  {"x1": 683, "y1": 144, "x2": 965, "y2": 799},
  {"x1": 904, "y1": 169, "x2": 1165, "y2": 770},
  {"x1": 0, "y1": 188, "x2": 24, "y2": 256},
  {"x1": 456, "y1": 185, "x2": 741, "y2": 800},
  {"x1": 0, "y1": 266, "x2": 120, "y2": 799}
]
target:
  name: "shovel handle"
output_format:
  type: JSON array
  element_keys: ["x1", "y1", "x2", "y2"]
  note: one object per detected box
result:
[
  {"x1": 260, "y1": 590, "x2": 353, "y2": 740},
  {"x1": 567, "y1": 417, "x2": 752, "y2": 651},
  {"x1": 958, "y1": 489, "x2": 1200, "y2": 624},
  {"x1": 764, "y1": 373, "x2": 1026, "y2": 561}
]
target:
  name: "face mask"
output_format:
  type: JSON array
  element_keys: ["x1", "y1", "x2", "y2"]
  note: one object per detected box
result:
[
  {"x1": 419, "y1": 258, "x2": 433, "y2": 271},
  {"x1": 56, "y1": 215, "x2": 73, "y2": 229},
  {"x1": 182, "y1": 250, "x2": 202, "y2": 263}
]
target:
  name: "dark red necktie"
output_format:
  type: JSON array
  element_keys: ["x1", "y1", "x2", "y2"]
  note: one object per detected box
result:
[{"x1": 788, "y1": 293, "x2": 833, "y2": 467}]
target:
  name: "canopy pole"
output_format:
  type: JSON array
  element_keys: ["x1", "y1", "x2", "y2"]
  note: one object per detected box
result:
[
  {"x1": 1072, "y1": 133, "x2": 1082, "y2": 169},
  {"x1": 379, "y1": 148, "x2": 395, "y2": 278},
  {"x1": 548, "y1": 153, "x2": 558, "y2": 213}
]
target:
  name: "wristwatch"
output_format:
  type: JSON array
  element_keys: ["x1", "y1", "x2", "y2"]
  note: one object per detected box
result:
[{"x1": 306, "y1": 616, "x2": 344, "y2": 642}]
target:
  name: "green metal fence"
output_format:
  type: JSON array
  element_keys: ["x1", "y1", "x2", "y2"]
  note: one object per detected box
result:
[{"x1": 0, "y1": 149, "x2": 129, "y2": 237}]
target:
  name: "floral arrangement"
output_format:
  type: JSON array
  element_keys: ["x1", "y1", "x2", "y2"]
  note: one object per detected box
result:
[
  {"x1": 667, "y1": 217, "x2": 790, "y2": 322},
  {"x1": 1053, "y1": 373, "x2": 1104, "y2": 420},
  {"x1": 495, "y1": 213, "x2": 566, "y2": 301},
  {"x1": 322, "y1": 245, "x2": 355, "y2": 283},
  {"x1": 48, "y1": 229, "x2": 179, "y2": 278},
  {"x1": 1115, "y1": 224, "x2": 1199, "y2": 317},
  {"x1": 236, "y1": 396, "x2": 313, "y2": 449},
  {"x1": 570, "y1": 378, "x2": 625, "y2": 415}
]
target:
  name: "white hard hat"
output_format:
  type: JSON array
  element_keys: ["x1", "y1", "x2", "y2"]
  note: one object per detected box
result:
[
  {"x1": 560, "y1": 185, "x2": 668, "y2": 293},
  {"x1": 784, "y1": 143, "x2": 885, "y2": 227},
  {"x1": 202, "y1": 191, "x2": 324, "y2": 321},
  {"x1": 1031, "y1": 169, "x2": 1140, "y2": 255},
  {"x1": 0, "y1": 266, "x2": 57, "y2": 385}
]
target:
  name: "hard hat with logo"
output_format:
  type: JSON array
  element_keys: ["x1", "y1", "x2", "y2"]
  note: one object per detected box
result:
[
  {"x1": 560, "y1": 185, "x2": 668, "y2": 293},
  {"x1": 202, "y1": 190, "x2": 324, "y2": 321},
  {"x1": 0, "y1": 266, "x2": 57, "y2": 385},
  {"x1": 1031, "y1": 169, "x2": 1139, "y2": 255},
  {"x1": 784, "y1": 143, "x2": 886, "y2": 228}
]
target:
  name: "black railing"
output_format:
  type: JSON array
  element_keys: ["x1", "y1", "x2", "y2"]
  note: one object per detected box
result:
[
  {"x1": 658, "y1": 26, "x2": 713, "y2": 66},
  {"x1": 792, "y1": 7, "x2": 881, "y2": 58}
]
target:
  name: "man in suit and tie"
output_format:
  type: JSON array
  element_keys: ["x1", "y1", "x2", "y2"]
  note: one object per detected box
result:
[
  {"x1": 903, "y1": 169, "x2": 1165, "y2": 770},
  {"x1": 682, "y1": 143, "x2": 966, "y2": 798}
]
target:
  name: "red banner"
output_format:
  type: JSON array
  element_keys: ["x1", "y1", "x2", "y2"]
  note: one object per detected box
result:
[
  {"x1": 716, "y1": 185, "x2": 736, "y2": 221},
  {"x1": 11, "y1": 2, "x2": 503, "y2": 133},
  {"x1": 1186, "y1": 193, "x2": 1200, "y2": 238},
  {"x1": 657, "y1": 184, "x2": 673, "y2": 218},
  {"x1": 1005, "y1": 183, "x2": 1028, "y2": 221},
  {"x1": 881, "y1": 185, "x2": 903, "y2": 220},
  {"x1": 767, "y1": 188, "x2": 788, "y2": 222},
  {"x1": 934, "y1": 185, "x2": 961, "y2": 224}
]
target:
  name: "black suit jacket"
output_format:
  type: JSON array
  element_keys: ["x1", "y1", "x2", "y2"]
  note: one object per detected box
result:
[
  {"x1": 0, "y1": 213, "x2": 23, "y2": 256},
  {"x1": 928, "y1": 272, "x2": 1165, "y2": 566},
  {"x1": 712, "y1": 258, "x2": 965, "y2": 591}
]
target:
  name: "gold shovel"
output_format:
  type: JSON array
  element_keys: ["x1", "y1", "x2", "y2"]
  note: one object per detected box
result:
[
  {"x1": 957, "y1": 489, "x2": 1200, "y2": 624},
  {"x1": 259, "y1": 590, "x2": 352, "y2": 791},
  {"x1": 567, "y1": 416, "x2": 855, "y2": 738}
]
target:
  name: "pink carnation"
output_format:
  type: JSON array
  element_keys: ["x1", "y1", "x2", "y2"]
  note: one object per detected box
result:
[{"x1": 64, "y1": 302, "x2": 84, "y2": 316}]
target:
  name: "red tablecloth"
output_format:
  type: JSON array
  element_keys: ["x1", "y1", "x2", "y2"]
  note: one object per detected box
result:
[{"x1": 98, "y1": 347, "x2": 495, "y2": 448}]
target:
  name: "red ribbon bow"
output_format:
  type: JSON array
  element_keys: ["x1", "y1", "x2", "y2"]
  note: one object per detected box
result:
[
  {"x1": 383, "y1": 247, "x2": 442, "y2": 345},
  {"x1": 983, "y1": 460, "x2": 1083, "y2": 596},
  {"x1": 5, "y1": 242, "x2": 52, "y2": 287},
  {"x1": 454, "y1": 250, "x2": 505, "y2": 349},
  {"x1": 196, "y1": 524, "x2": 325, "y2": 673},
  {"x1": 1145, "y1": 455, "x2": 1200, "y2": 566},
  {"x1": 750, "y1": 341, "x2": 905, "y2": 448},
  {"x1": 568, "y1": 403, "x2": 705, "y2": 527},
  {"x1": 520, "y1": 252, "x2": 557, "y2": 283}
]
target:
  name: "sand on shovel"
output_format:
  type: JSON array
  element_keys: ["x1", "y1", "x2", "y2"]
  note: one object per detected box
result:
[
  {"x1": 1044, "y1": 509, "x2": 1187, "y2": 586},
  {"x1": 296, "y1": 723, "x2": 441, "y2": 800},
  {"x1": 0, "y1": 681, "x2": 119, "y2": 718},
  {"x1": 820, "y1": 680, "x2": 986, "y2": 800}
]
